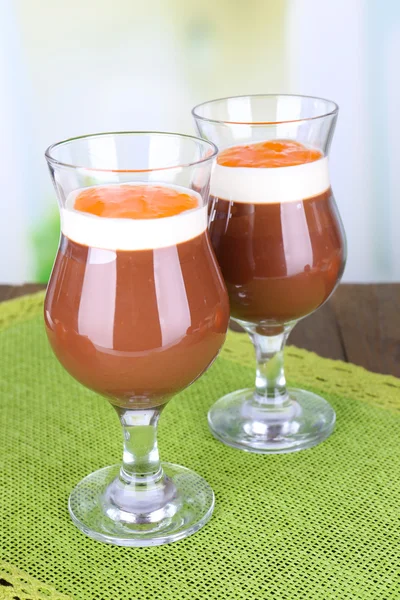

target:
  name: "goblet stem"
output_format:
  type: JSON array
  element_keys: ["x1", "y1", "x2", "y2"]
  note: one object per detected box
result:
[
  {"x1": 117, "y1": 407, "x2": 163, "y2": 485},
  {"x1": 246, "y1": 323, "x2": 295, "y2": 409},
  {"x1": 103, "y1": 406, "x2": 180, "y2": 524}
]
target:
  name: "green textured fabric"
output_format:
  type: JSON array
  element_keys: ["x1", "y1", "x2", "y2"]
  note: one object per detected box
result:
[{"x1": 1, "y1": 292, "x2": 400, "y2": 599}]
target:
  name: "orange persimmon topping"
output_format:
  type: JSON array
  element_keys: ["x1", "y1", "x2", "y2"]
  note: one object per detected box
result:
[
  {"x1": 217, "y1": 139, "x2": 323, "y2": 168},
  {"x1": 74, "y1": 184, "x2": 198, "y2": 219}
]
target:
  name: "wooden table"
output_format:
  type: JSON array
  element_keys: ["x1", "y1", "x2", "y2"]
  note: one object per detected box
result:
[{"x1": 1, "y1": 283, "x2": 399, "y2": 378}]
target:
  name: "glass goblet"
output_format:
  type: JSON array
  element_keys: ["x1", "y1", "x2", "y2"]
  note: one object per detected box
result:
[
  {"x1": 44, "y1": 131, "x2": 229, "y2": 545},
  {"x1": 193, "y1": 95, "x2": 346, "y2": 453}
]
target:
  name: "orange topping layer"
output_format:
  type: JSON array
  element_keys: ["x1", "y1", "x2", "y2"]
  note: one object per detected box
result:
[
  {"x1": 74, "y1": 184, "x2": 199, "y2": 219},
  {"x1": 217, "y1": 139, "x2": 323, "y2": 168}
]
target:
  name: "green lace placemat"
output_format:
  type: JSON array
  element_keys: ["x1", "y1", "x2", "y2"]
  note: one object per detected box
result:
[{"x1": 1, "y1": 292, "x2": 399, "y2": 599}]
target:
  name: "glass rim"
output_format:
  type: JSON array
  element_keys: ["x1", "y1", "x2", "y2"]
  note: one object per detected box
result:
[
  {"x1": 44, "y1": 130, "x2": 219, "y2": 173},
  {"x1": 192, "y1": 93, "x2": 339, "y2": 126}
]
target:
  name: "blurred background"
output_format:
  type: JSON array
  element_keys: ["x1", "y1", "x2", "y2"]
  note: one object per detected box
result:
[{"x1": 1, "y1": 0, "x2": 399, "y2": 283}]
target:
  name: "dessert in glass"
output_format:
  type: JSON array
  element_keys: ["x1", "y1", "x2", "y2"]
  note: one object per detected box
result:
[
  {"x1": 44, "y1": 132, "x2": 229, "y2": 545},
  {"x1": 193, "y1": 95, "x2": 346, "y2": 453}
]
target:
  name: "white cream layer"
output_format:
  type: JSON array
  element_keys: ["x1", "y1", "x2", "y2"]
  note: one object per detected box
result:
[
  {"x1": 210, "y1": 156, "x2": 330, "y2": 204},
  {"x1": 62, "y1": 183, "x2": 206, "y2": 251}
]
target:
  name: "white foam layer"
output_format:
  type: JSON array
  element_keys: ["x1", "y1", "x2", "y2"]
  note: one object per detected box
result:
[
  {"x1": 61, "y1": 184, "x2": 206, "y2": 251},
  {"x1": 210, "y1": 156, "x2": 330, "y2": 204}
]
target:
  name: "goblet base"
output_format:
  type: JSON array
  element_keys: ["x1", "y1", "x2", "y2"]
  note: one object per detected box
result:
[
  {"x1": 208, "y1": 387, "x2": 335, "y2": 454},
  {"x1": 69, "y1": 462, "x2": 214, "y2": 546}
]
